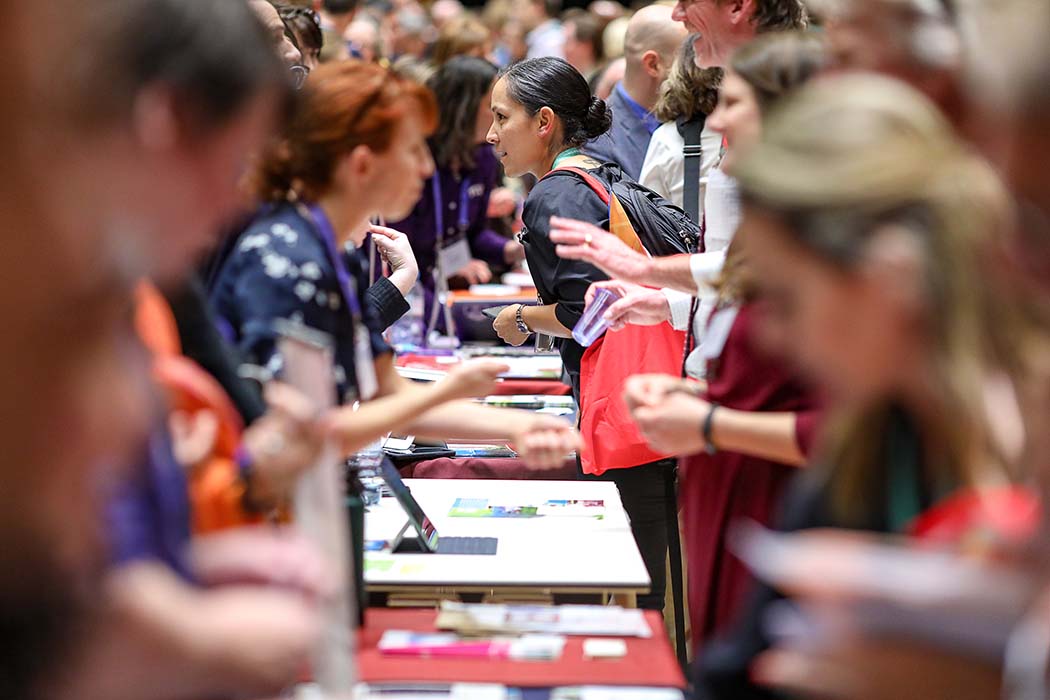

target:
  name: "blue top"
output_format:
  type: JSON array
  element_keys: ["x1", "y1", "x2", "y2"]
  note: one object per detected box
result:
[
  {"x1": 388, "y1": 145, "x2": 508, "y2": 331},
  {"x1": 210, "y1": 202, "x2": 392, "y2": 404},
  {"x1": 583, "y1": 83, "x2": 659, "y2": 181}
]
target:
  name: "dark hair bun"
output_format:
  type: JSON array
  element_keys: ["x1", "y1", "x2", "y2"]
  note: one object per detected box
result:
[
  {"x1": 499, "y1": 58, "x2": 613, "y2": 147},
  {"x1": 582, "y1": 95, "x2": 612, "y2": 139}
]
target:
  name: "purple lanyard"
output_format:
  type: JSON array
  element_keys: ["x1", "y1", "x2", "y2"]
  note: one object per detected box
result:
[
  {"x1": 432, "y1": 174, "x2": 472, "y2": 246},
  {"x1": 303, "y1": 203, "x2": 364, "y2": 321}
]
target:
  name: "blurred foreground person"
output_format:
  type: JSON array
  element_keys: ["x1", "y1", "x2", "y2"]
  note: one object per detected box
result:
[
  {"x1": 691, "y1": 72, "x2": 1026, "y2": 699},
  {"x1": 23, "y1": 2, "x2": 345, "y2": 699},
  {"x1": 821, "y1": 0, "x2": 964, "y2": 120},
  {"x1": 0, "y1": 1, "x2": 156, "y2": 696},
  {"x1": 744, "y1": 5, "x2": 1050, "y2": 700}
]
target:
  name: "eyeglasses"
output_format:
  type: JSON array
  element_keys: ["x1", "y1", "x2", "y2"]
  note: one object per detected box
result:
[{"x1": 289, "y1": 64, "x2": 309, "y2": 90}]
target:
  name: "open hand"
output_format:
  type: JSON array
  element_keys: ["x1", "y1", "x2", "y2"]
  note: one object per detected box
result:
[
  {"x1": 550, "y1": 216, "x2": 652, "y2": 284},
  {"x1": 438, "y1": 359, "x2": 510, "y2": 400},
  {"x1": 190, "y1": 526, "x2": 336, "y2": 600},
  {"x1": 511, "y1": 415, "x2": 581, "y2": 470}
]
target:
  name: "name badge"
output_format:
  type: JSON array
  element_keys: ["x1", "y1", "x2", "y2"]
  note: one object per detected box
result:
[
  {"x1": 698, "y1": 305, "x2": 739, "y2": 361},
  {"x1": 353, "y1": 324, "x2": 379, "y2": 400},
  {"x1": 437, "y1": 236, "x2": 472, "y2": 282}
]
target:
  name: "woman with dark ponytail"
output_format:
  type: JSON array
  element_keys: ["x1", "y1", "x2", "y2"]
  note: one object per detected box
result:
[{"x1": 488, "y1": 57, "x2": 671, "y2": 612}]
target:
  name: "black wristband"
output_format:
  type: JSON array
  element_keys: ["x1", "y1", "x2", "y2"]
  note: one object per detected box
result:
[{"x1": 702, "y1": 403, "x2": 719, "y2": 455}]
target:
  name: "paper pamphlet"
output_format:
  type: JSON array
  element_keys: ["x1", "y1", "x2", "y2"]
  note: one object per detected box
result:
[
  {"x1": 378, "y1": 630, "x2": 566, "y2": 660},
  {"x1": 436, "y1": 602, "x2": 652, "y2": 638},
  {"x1": 277, "y1": 324, "x2": 356, "y2": 698},
  {"x1": 449, "y1": 498, "x2": 605, "y2": 519}
]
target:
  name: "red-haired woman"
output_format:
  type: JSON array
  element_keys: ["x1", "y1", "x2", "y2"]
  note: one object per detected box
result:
[{"x1": 212, "y1": 61, "x2": 578, "y2": 467}]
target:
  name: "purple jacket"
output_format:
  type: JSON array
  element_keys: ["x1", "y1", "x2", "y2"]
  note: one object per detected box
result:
[{"x1": 388, "y1": 145, "x2": 507, "y2": 331}]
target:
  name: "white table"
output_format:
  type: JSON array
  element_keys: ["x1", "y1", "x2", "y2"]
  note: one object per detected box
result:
[{"x1": 364, "y1": 479, "x2": 651, "y2": 606}]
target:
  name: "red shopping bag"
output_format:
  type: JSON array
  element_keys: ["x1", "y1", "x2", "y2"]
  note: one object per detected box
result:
[
  {"x1": 578, "y1": 321, "x2": 686, "y2": 475},
  {"x1": 544, "y1": 167, "x2": 689, "y2": 475}
]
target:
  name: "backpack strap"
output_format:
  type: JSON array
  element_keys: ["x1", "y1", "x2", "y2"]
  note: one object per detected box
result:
[
  {"x1": 541, "y1": 166, "x2": 612, "y2": 206},
  {"x1": 676, "y1": 114, "x2": 706, "y2": 225}
]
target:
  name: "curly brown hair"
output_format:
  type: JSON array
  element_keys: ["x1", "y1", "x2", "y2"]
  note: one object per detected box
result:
[
  {"x1": 746, "y1": 0, "x2": 809, "y2": 32},
  {"x1": 652, "y1": 35, "x2": 721, "y2": 123}
]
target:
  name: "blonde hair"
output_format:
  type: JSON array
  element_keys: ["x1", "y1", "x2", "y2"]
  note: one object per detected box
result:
[
  {"x1": 734, "y1": 73, "x2": 1021, "y2": 523},
  {"x1": 431, "y1": 15, "x2": 491, "y2": 66}
]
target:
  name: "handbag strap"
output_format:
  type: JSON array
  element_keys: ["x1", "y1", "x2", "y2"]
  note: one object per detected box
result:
[
  {"x1": 542, "y1": 165, "x2": 612, "y2": 205},
  {"x1": 677, "y1": 114, "x2": 706, "y2": 225}
]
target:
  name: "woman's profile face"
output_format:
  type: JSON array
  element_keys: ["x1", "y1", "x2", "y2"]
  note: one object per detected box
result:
[
  {"x1": 486, "y1": 76, "x2": 545, "y2": 178},
  {"x1": 707, "y1": 69, "x2": 763, "y2": 173},
  {"x1": 742, "y1": 206, "x2": 917, "y2": 405},
  {"x1": 473, "y1": 84, "x2": 495, "y2": 146},
  {"x1": 370, "y1": 108, "x2": 435, "y2": 222}
]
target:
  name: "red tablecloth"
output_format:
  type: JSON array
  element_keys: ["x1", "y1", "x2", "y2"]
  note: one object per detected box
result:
[
  {"x1": 398, "y1": 354, "x2": 571, "y2": 397},
  {"x1": 403, "y1": 457, "x2": 577, "y2": 480},
  {"x1": 358, "y1": 608, "x2": 685, "y2": 688}
]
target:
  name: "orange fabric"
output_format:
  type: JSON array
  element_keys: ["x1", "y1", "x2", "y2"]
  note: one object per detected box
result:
[
  {"x1": 134, "y1": 281, "x2": 182, "y2": 357},
  {"x1": 609, "y1": 193, "x2": 647, "y2": 254},
  {"x1": 134, "y1": 280, "x2": 263, "y2": 534}
]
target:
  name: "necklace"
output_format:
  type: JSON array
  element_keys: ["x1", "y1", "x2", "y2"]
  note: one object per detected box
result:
[{"x1": 551, "y1": 147, "x2": 582, "y2": 169}]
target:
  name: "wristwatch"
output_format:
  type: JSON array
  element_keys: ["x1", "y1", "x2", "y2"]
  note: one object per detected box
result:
[
  {"x1": 515, "y1": 304, "x2": 532, "y2": 335},
  {"x1": 702, "y1": 403, "x2": 719, "y2": 455}
]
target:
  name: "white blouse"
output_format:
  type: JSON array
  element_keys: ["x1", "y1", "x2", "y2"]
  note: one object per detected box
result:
[
  {"x1": 661, "y1": 168, "x2": 742, "y2": 379},
  {"x1": 638, "y1": 120, "x2": 724, "y2": 218}
]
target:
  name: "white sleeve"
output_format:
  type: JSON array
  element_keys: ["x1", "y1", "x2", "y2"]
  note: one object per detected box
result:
[
  {"x1": 690, "y1": 250, "x2": 727, "y2": 291},
  {"x1": 662, "y1": 288, "x2": 695, "y2": 331}
]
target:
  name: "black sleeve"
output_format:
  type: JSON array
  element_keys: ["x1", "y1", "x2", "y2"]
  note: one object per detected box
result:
[
  {"x1": 521, "y1": 174, "x2": 611, "y2": 330},
  {"x1": 363, "y1": 277, "x2": 410, "y2": 332},
  {"x1": 165, "y1": 276, "x2": 266, "y2": 425}
]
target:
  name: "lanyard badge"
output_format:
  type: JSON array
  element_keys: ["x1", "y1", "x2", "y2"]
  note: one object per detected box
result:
[
  {"x1": 433, "y1": 175, "x2": 473, "y2": 281},
  {"x1": 303, "y1": 203, "x2": 379, "y2": 401}
]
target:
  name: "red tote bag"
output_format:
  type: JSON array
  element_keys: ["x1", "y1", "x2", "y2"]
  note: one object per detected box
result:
[
  {"x1": 544, "y1": 167, "x2": 687, "y2": 475},
  {"x1": 578, "y1": 321, "x2": 685, "y2": 475}
]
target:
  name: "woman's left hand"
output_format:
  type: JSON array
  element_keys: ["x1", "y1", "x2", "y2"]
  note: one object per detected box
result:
[
  {"x1": 494, "y1": 304, "x2": 530, "y2": 346},
  {"x1": 370, "y1": 225, "x2": 419, "y2": 296},
  {"x1": 629, "y1": 391, "x2": 710, "y2": 455},
  {"x1": 487, "y1": 187, "x2": 518, "y2": 218}
]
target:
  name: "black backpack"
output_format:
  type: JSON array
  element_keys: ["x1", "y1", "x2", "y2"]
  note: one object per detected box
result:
[{"x1": 542, "y1": 165, "x2": 700, "y2": 256}]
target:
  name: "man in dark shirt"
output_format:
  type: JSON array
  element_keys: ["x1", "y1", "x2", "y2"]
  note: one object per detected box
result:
[{"x1": 585, "y1": 4, "x2": 686, "y2": 179}]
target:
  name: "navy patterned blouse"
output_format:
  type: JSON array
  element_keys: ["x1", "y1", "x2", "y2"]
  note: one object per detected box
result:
[{"x1": 210, "y1": 202, "x2": 398, "y2": 403}]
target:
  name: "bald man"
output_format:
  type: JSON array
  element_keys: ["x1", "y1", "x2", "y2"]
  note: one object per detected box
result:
[{"x1": 585, "y1": 3, "x2": 687, "y2": 179}]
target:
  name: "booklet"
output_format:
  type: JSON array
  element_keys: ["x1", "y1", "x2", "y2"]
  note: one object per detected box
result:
[
  {"x1": 436, "y1": 602, "x2": 652, "y2": 638},
  {"x1": 449, "y1": 498, "x2": 605, "y2": 519},
  {"x1": 378, "y1": 630, "x2": 566, "y2": 661}
]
